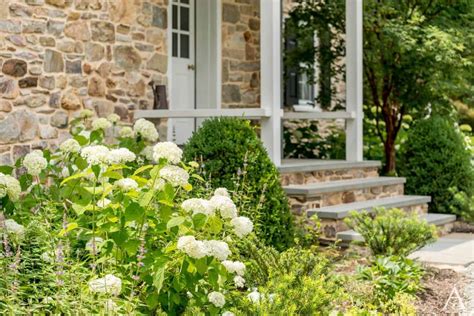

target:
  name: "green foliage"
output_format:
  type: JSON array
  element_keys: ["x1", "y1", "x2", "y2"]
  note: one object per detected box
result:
[
  {"x1": 450, "y1": 188, "x2": 474, "y2": 223},
  {"x1": 183, "y1": 118, "x2": 294, "y2": 250},
  {"x1": 283, "y1": 120, "x2": 345, "y2": 159},
  {"x1": 399, "y1": 116, "x2": 474, "y2": 213},
  {"x1": 357, "y1": 256, "x2": 424, "y2": 310},
  {"x1": 346, "y1": 208, "x2": 437, "y2": 256}
]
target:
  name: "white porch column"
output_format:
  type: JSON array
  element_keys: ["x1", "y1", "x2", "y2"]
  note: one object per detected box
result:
[
  {"x1": 260, "y1": 0, "x2": 282, "y2": 167},
  {"x1": 345, "y1": 0, "x2": 364, "y2": 161}
]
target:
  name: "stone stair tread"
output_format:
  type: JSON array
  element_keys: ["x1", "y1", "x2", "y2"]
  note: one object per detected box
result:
[
  {"x1": 279, "y1": 159, "x2": 381, "y2": 173},
  {"x1": 284, "y1": 177, "x2": 405, "y2": 196},
  {"x1": 336, "y1": 213, "x2": 457, "y2": 242},
  {"x1": 308, "y1": 195, "x2": 432, "y2": 219}
]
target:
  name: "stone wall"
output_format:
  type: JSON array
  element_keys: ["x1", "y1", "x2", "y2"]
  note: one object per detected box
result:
[
  {"x1": 0, "y1": 0, "x2": 168, "y2": 165},
  {"x1": 221, "y1": 0, "x2": 260, "y2": 108}
]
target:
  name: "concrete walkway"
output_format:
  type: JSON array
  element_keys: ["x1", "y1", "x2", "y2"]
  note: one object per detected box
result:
[{"x1": 410, "y1": 233, "x2": 474, "y2": 269}]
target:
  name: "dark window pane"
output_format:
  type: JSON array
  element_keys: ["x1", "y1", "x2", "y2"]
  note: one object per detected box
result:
[
  {"x1": 172, "y1": 32, "x2": 178, "y2": 57},
  {"x1": 180, "y1": 34, "x2": 189, "y2": 58},
  {"x1": 180, "y1": 6, "x2": 189, "y2": 31},
  {"x1": 181, "y1": 0, "x2": 189, "y2": 4},
  {"x1": 172, "y1": 5, "x2": 178, "y2": 30}
]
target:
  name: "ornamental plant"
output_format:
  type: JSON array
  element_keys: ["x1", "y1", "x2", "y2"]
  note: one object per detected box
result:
[
  {"x1": 0, "y1": 115, "x2": 254, "y2": 314},
  {"x1": 183, "y1": 118, "x2": 294, "y2": 250}
]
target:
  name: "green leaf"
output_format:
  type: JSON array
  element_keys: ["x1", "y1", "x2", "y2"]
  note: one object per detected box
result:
[
  {"x1": 102, "y1": 170, "x2": 123, "y2": 180},
  {"x1": 125, "y1": 202, "x2": 143, "y2": 222},
  {"x1": 134, "y1": 165, "x2": 153, "y2": 176},
  {"x1": 0, "y1": 166, "x2": 14, "y2": 175},
  {"x1": 192, "y1": 213, "x2": 207, "y2": 230},
  {"x1": 208, "y1": 216, "x2": 223, "y2": 234},
  {"x1": 123, "y1": 239, "x2": 140, "y2": 255},
  {"x1": 166, "y1": 216, "x2": 185, "y2": 229},
  {"x1": 195, "y1": 258, "x2": 208, "y2": 275},
  {"x1": 92, "y1": 165, "x2": 101, "y2": 178},
  {"x1": 139, "y1": 191, "x2": 154, "y2": 207},
  {"x1": 74, "y1": 135, "x2": 89, "y2": 146},
  {"x1": 153, "y1": 267, "x2": 166, "y2": 294},
  {"x1": 58, "y1": 222, "x2": 78, "y2": 237},
  {"x1": 60, "y1": 171, "x2": 90, "y2": 186}
]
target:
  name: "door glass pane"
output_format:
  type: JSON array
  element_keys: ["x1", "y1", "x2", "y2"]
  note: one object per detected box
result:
[
  {"x1": 180, "y1": 6, "x2": 189, "y2": 31},
  {"x1": 180, "y1": 34, "x2": 189, "y2": 58},
  {"x1": 172, "y1": 32, "x2": 178, "y2": 57},
  {"x1": 172, "y1": 5, "x2": 178, "y2": 30}
]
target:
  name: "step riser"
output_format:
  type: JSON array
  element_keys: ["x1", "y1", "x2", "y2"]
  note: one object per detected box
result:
[
  {"x1": 288, "y1": 183, "x2": 404, "y2": 214},
  {"x1": 315, "y1": 204, "x2": 429, "y2": 241},
  {"x1": 280, "y1": 166, "x2": 380, "y2": 186}
]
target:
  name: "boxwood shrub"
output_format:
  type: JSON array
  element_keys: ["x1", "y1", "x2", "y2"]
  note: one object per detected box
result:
[
  {"x1": 399, "y1": 116, "x2": 474, "y2": 214},
  {"x1": 183, "y1": 118, "x2": 294, "y2": 250}
]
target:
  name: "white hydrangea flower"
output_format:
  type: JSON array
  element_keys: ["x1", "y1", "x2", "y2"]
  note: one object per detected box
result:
[
  {"x1": 107, "y1": 113, "x2": 120, "y2": 124},
  {"x1": 85, "y1": 237, "x2": 104, "y2": 253},
  {"x1": 221, "y1": 260, "x2": 246, "y2": 276},
  {"x1": 234, "y1": 275, "x2": 246, "y2": 288},
  {"x1": 92, "y1": 118, "x2": 112, "y2": 131},
  {"x1": 247, "y1": 289, "x2": 261, "y2": 303},
  {"x1": 153, "y1": 142, "x2": 183, "y2": 164},
  {"x1": 210, "y1": 195, "x2": 237, "y2": 219},
  {"x1": 88, "y1": 274, "x2": 122, "y2": 296},
  {"x1": 23, "y1": 150, "x2": 48, "y2": 176},
  {"x1": 203, "y1": 240, "x2": 231, "y2": 261},
  {"x1": 59, "y1": 139, "x2": 81, "y2": 154},
  {"x1": 133, "y1": 119, "x2": 159, "y2": 142},
  {"x1": 214, "y1": 188, "x2": 230, "y2": 197},
  {"x1": 222, "y1": 312, "x2": 235, "y2": 316},
  {"x1": 79, "y1": 109, "x2": 94, "y2": 119},
  {"x1": 141, "y1": 146, "x2": 154, "y2": 161},
  {"x1": 4, "y1": 219, "x2": 25, "y2": 237},
  {"x1": 119, "y1": 126, "x2": 135, "y2": 138},
  {"x1": 81, "y1": 145, "x2": 110, "y2": 165},
  {"x1": 149, "y1": 178, "x2": 166, "y2": 191},
  {"x1": 181, "y1": 198, "x2": 214, "y2": 216},
  {"x1": 97, "y1": 198, "x2": 111, "y2": 208},
  {"x1": 115, "y1": 178, "x2": 138, "y2": 192},
  {"x1": 230, "y1": 217, "x2": 253, "y2": 238},
  {"x1": 177, "y1": 236, "x2": 208, "y2": 259},
  {"x1": 159, "y1": 165, "x2": 189, "y2": 187},
  {"x1": 107, "y1": 148, "x2": 136, "y2": 164},
  {"x1": 0, "y1": 173, "x2": 21, "y2": 201},
  {"x1": 104, "y1": 299, "x2": 118, "y2": 312},
  {"x1": 208, "y1": 291, "x2": 226, "y2": 308}
]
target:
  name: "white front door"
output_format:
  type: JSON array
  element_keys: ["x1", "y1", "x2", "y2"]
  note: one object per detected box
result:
[{"x1": 171, "y1": 0, "x2": 195, "y2": 145}]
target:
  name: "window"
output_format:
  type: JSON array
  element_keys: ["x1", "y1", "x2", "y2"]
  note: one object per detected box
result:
[{"x1": 172, "y1": 0, "x2": 191, "y2": 59}]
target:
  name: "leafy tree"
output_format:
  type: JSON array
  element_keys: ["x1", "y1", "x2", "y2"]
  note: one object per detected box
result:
[{"x1": 363, "y1": 0, "x2": 473, "y2": 173}]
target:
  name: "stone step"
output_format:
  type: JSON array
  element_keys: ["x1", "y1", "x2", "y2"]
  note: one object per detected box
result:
[
  {"x1": 308, "y1": 195, "x2": 432, "y2": 219},
  {"x1": 336, "y1": 213, "x2": 457, "y2": 242},
  {"x1": 279, "y1": 160, "x2": 381, "y2": 186},
  {"x1": 284, "y1": 177, "x2": 405, "y2": 197}
]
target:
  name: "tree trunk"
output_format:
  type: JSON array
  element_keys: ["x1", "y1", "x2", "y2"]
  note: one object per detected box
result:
[{"x1": 383, "y1": 138, "x2": 397, "y2": 175}]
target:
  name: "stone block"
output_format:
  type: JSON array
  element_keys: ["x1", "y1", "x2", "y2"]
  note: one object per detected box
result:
[
  {"x1": 2, "y1": 59, "x2": 27, "y2": 77},
  {"x1": 44, "y1": 49, "x2": 64, "y2": 72}
]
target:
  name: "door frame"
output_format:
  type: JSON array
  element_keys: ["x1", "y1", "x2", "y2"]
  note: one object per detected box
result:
[{"x1": 166, "y1": 0, "x2": 222, "y2": 142}]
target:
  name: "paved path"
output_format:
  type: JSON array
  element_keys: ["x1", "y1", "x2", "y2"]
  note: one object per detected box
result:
[{"x1": 410, "y1": 233, "x2": 474, "y2": 269}]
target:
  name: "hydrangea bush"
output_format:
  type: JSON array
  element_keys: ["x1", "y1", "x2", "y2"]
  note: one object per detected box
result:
[{"x1": 0, "y1": 115, "x2": 253, "y2": 314}]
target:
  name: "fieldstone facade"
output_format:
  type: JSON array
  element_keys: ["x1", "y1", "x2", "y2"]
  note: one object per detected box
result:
[
  {"x1": 0, "y1": 0, "x2": 168, "y2": 164},
  {"x1": 221, "y1": 0, "x2": 260, "y2": 109}
]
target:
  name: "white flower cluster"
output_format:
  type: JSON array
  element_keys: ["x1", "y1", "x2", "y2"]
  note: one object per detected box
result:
[
  {"x1": 97, "y1": 198, "x2": 111, "y2": 208},
  {"x1": 115, "y1": 178, "x2": 138, "y2": 192},
  {"x1": 153, "y1": 142, "x2": 183, "y2": 164},
  {"x1": 214, "y1": 187, "x2": 230, "y2": 197},
  {"x1": 119, "y1": 126, "x2": 135, "y2": 138},
  {"x1": 159, "y1": 165, "x2": 189, "y2": 187},
  {"x1": 107, "y1": 113, "x2": 121, "y2": 124},
  {"x1": 222, "y1": 312, "x2": 235, "y2": 316},
  {"x1": 79, "y1": 109, "x2": 94, "y2": 119},
  {"x1": 92, "y1": 118, "x2": 112, "y2": 131},
  {"x1": 230, "y1": 217, "x2": 253, "y2": 238},
  {"x1": 177, "y1": 236, "x2": 208, "y2": 259},
  {"x1": 59, "y1": 139, "x2": 81, "y2": 154},
  {"x1": 208, "y1": 291, "x2": 226, "y2": 308},
  {"x1": 88, "y1": 274, "x2": 122, "y2": 296},
  {"x1": 0, "y1": 173, "x2": 21, "y2": 201},
  {"x1": 133, "y1": 119, "x2": 159, "y2": 142},
  {"x1": 247, "y1": 289, "x2": 275, "y2": 304},
  {"x1": 4, "y1": 219, "x2": 25, "y2": 237},
  {"x1": 210, "y1": 195, "x2": 237, "y2": 219},
  {"x1": 221, "y1": 260, "x2": 246, "y2": 276},
  {"x1": 85, "y1": 237, "x2": 104, "y2": 253},
  {"x1": 23, "y1": 150, "x2": 48, "y2": 176},
  {"x1": 141, "y1": 146, "x2": 154, "y2": 161},
  {"x1": 181, "y1": 198, "x2": 214, "y2": 216},
  {"x1": 108, "y1": 148, "x2": 136, "y2": 164},
  {"x1": 204, "y1": 240, "x2": 231, "y2": 261},
  {"x1": 81, "y1": 146, "x2": 136, "y2": 166},
  {"x1": 234, "y1": 275, "x2": 246, "y2": 288}
]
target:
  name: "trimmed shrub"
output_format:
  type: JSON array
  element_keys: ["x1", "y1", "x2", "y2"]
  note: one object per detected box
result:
[
  {"x1": 345, "y1": 208, "x2": 437, "y2": 256},
  {"x1": 399, "y1": 116, "x2": 474, "y2": 214},
  {"x1": 183, "y1": 118, "x2": 294, "y2": 250}
]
